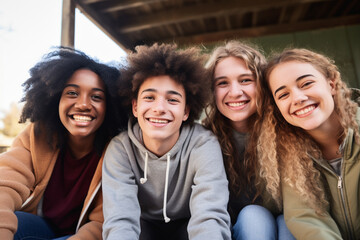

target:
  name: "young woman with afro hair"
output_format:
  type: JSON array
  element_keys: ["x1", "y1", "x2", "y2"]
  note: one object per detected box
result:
[{"x1": 0, "y1": 47, "x2": 127, "y2": 240}]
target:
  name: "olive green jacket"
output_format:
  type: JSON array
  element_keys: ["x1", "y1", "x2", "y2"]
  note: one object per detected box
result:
[{"x1": 282, "y1": 108, "x2": 360, "y2": 240}]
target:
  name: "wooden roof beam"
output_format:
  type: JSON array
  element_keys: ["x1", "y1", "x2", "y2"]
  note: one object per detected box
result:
[
  {"x1": 101, "y1": 0, "x2": 167, "y2": 13},
  {"x1": 61, "y1": 0, "x2": 75, "y2": 47},
  {"x1": 118, "y1": 0, "x2": 332, "y2": 33},
  {"x1": 278, "y1": 6, "x2": 287, "y2": 24},
  {"x1": 252, "y1": 11, "x2": 258, "y2": 26},
  {"x1": 342, "y1": 0, "x2": 359, "y2": 15},
  {"x1": 164, "y1": 14, "x2": 360, "y2": 45},
  {"x1": 289, "y1": 4, "x2": 308, "y2": 23},
  {"x1": 80, "y1": 0, "x2": 111, "y2": 4}
]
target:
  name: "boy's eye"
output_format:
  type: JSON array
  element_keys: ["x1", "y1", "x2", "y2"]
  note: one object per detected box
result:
[
  {"x1": 168, "y1": 98, "x2": 180, "y2": 103},
  {"x1": 143, "y1": 96, "x2": 154, "y2": 100}
]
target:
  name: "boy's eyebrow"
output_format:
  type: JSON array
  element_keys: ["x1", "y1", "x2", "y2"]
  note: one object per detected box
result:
[
  {"x1": 167, "y1": 90, "x2": 183, "y2": 98},
  {"x1": 141, "y1": 88, "x2": 183, "y2": 98},
  {"x1": 64, "y1": 84, "x2": 105, "y2": 93},
  {"x1": 273, "y1": 74, "x2": 314, "y2": 96}
]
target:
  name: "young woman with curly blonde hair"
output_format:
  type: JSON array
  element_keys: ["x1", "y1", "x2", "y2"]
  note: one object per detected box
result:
[
  {"x1": 203, "y1": 40, "x2": 295, "y2": 240},
  {"x1": 258, "y1": 48, "x2": 360, "y2": 239}
]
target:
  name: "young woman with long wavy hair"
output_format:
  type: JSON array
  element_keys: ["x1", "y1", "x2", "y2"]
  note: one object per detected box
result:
[
  {"x1": 258, "y1": 48, "x2": 360, "y2": 239},
  {"x1": 203, "y1": 41, "x2": 295, "y2": 240}
]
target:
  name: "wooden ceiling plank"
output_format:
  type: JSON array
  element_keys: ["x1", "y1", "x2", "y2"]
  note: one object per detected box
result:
[
  {"x1": 327, "y1": 0, "x2": 344, "y2": 17},
  {"x1": 175, "y1": 23, "x2": 184, "y2": 36},
  {"x1": 80, "y1": 0, "x2": 111, "y2": 3},
  {"x1": 102, "y1": 0, "x2": 164, "y2": 12},
  {"x1": 278, "y1": 6, "x2": 287, "y2": 24},
  {"x1": 118, "y1": 0, "x2": 331, "y2": 33},
  {"x1": 252, "y1": 11, "x2": 258, "y2": 26},
  {"x1": 225, "y1": 15, "x2": 232, "y2": 29},
  {"x1": 165, "y1": 25, "x2": 177, "y2": 37},
  {"x1": 289, "y1": 4, "x2": 307, "y2": 23},
  {"x1": 342, "y1": 0, "x2": 358, "y2": 15},
  {"x1": 163, "y1": 14, "x2": 360, "y2": 45},
  {"x1": 215, "y1": 15, "x2": 223, "y2": 31}
]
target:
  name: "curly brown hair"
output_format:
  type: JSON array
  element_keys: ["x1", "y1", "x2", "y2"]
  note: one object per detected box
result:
[
  {"x1": 119, "y1": 43, "x2": 211, "y2": 125},
  {"x1": 258, "y1": 48, "x2": 359, "y2": 213},
  {"x1": 202, "y1": 40, "x2": 267, "y2": 197}
]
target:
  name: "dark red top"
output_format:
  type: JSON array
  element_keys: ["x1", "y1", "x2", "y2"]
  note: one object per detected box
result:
[{"x1": 42, "y1": 148, "x2": 100, "y2": 236}]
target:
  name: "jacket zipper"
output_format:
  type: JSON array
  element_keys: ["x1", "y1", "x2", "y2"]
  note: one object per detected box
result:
[
  {"x1": 312, "y1": 156, "x2": 356, "y2": 240},
  {"x1": 337, "y1": 175, "x2": 355, "y2": 240}
]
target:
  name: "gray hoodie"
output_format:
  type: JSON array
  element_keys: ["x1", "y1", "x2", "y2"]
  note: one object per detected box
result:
[{"x1": 102, "y1": 121, "x2": 231, "y2": 240}]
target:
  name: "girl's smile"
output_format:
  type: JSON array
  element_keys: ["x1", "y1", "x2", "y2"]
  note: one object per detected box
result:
[{"x1": 269, "y1": 61, "x2": 336, "y2": 132}]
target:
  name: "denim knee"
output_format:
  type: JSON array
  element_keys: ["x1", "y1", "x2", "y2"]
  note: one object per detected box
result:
[{"x1": 232, "y1": 205, "x2": 277, "y2": 240}]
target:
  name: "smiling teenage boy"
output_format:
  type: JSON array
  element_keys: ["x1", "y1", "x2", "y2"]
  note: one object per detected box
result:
[{"x1": 102, "y1": 43, "x2": 231, "y2": 240}]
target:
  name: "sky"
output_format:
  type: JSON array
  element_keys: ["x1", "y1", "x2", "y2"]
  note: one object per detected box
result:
[{"x1": 0, "y1": 0, "x2": 127, "y2": 121}]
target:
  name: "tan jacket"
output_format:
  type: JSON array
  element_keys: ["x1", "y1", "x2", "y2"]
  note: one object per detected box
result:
[
  {"x1": 0, "y1": 124, "x2": 104, "y2": 240},
  {"x1": 282, "y1": 108, "x2": 360, "y2": 240}
]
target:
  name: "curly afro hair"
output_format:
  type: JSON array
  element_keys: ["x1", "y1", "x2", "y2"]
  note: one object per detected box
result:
[
  {"x1": 20, "y1": 47, "x2": 127, "y2": 153},
  {"x1": 119, "y1": 43, "x2": 211, "y2": 125}
]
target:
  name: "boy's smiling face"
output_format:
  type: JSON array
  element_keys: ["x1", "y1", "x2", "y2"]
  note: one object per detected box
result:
[{"x1": 132, "y1": 75, "x2": 189, "y2": 156}]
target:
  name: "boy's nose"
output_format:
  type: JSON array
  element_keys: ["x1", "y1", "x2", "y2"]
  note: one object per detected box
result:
[{"x1": 153, "y1": 99, "x2": 166, "y2": 113}]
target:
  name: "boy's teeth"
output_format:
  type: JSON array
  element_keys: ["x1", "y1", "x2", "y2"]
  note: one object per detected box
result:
[
  {"x1": 295, "y1": 105, "x2": 315, "y2": 115},
  {"x1": 228, "y1": 102, "x2": 245, "y2": 107},
  {"x1": 149, "y1": 118, "x2": 168, "y2": 123},
  {"x1": 73, "y1": 115, "x2": 92, "y2": 122}
]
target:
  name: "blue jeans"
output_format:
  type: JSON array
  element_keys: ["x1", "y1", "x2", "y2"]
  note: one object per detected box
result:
[
  {"x1": 14, "y1": 211, "x2": 71, "y2": 240},
  {"x1": 232, "y1": 205, "x2": 295, "y2": 240}
]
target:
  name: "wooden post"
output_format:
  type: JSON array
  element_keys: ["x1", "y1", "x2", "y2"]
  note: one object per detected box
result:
[{"x1": 61, "y1": 0, "x2": 75, "y2": 47}]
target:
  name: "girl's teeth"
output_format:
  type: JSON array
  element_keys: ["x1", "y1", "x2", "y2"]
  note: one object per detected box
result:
[
  {"x1": 228, "y1": 102, "x2": 245, "y2": 107},
  {"x1": 295, "y1": 105, "x2": 315, "y2": 115},
  {"x1": 73, "y1": 115, "x2": 92, "y2": 122}
]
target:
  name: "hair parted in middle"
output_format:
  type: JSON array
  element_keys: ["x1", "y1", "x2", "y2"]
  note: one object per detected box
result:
[
  {"x1": 257, "y1": 48, "x2": 359, "y2": 213},
  {"x1": 203, "y1": 40, "x2": 267, "y2": 198},
  {"x1": 119, "y1": 43, "x2": 211, "y2": 125}
]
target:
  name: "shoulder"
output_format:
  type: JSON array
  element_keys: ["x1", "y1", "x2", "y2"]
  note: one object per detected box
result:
[
  {"x1": 11, "y1": 123, "x2": 49, "y2": 151},
  {"x1": 184, "y1": 123, "x2": 223, "y2": 163},
  {"x1": 187, "y1": 123, "x2": 218, "y2": 142},
  {"x1": 106, "y1": 130, "x2": 131, "y2": 151}
]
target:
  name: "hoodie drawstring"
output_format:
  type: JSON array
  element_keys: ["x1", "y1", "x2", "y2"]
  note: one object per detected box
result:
[
  {"x1": 140, "y1": 151, "x2": 171, "y2": 223},
  {"x1": 140, "y1": 152, "x2": 148, "y2": 184},
  {"x1": 163, "y1": 153, "x2": 171, "y2": 223}
]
